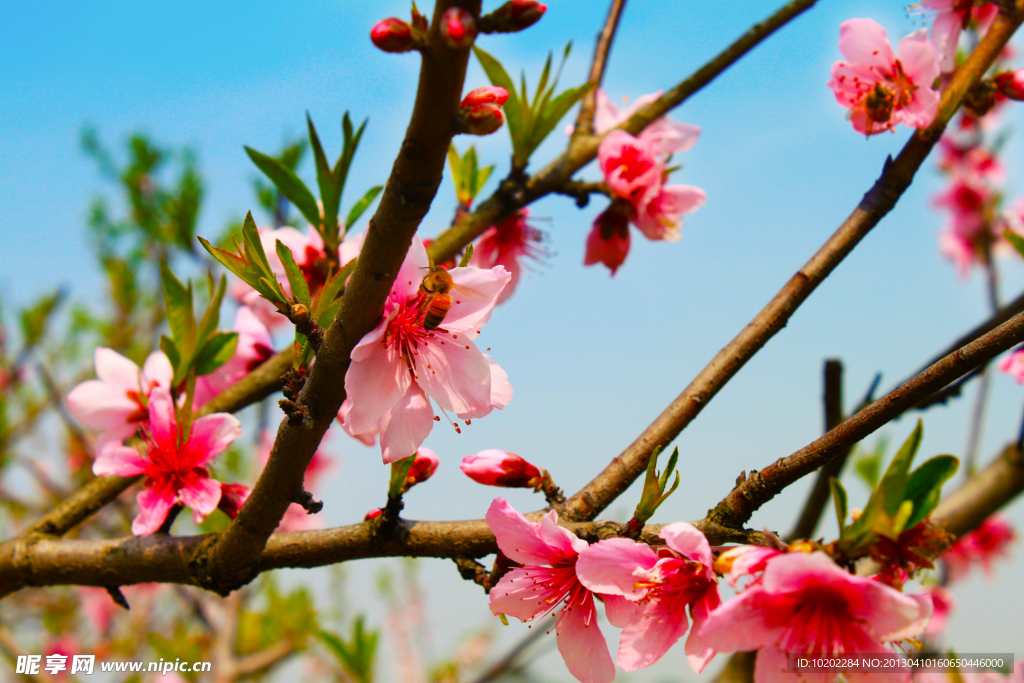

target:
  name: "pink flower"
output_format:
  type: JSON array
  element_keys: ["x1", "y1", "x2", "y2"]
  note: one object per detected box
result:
[
  {"x1": 923, "y1": 1, "x2": 1001, "y2": 73},
  {"x1": 633, "y1": 183, "x2": 707, "y2": 242},
  {"x1": 340, "y1": 236, "x2": 511, "y2": 464},
  {"x1": 459, "y1": 86, "x2": 509, "y2": 136},
  {"x1": 470, "y1": 208, "x2": 545, "y2": 304},
  {"x1": 575, "y1": 523, "x2": 720, "y2": 673},
  {"x1": 937, "y1": 136, "x2": 1004, "y2": 185},
  {"x1": 598, "y1": 131, "x2": 662, "y2": 205},
  {"x1": 996, "y1": 68, "x2": 1024, "y2": 100},
  {"x1": 67, "y1": 348, "x2": 173, "y2": 449},
  {"x1": 92, "y1": 387, "x2": 242, "y2": 535},
  {"x1": 592, "y1": 89, "x2": 701, "y2": 159},
  {"x1": 193, "y1": 307, "x2": 274, "y2": 408},
  {"x1": 460, "y1": 449, "x2": 541, "y2": 487},
  {"x1": 714, "y1": 545, "x2": 783, "y2": 588},
  {"x1": 405, "y1": 447, "x2": 439, "y2": 488},
  {"x1": 371, "y1": 17, "x2": 414, "y2": 53},
  {"x1": 217, "y1": 482, "x2": 251, "y2": 519},
  {"x1": 999, "y1": 346, "x2": 1024, "y2": 382},
  {"x1": 698, "y1": 552, "x2": 933, "y2": 683},
  {"x1": 440, "y1": 7, "x2": 476, "y2": 49},
  {"x1": 922, "y1": 585, "x2": 956, "y2": 639},
  {"x1": 828, "y1": 19, "x2": 941, "y2": 135},
  {"x1": 585, "y1": 203, "x2": 631, "y2": 274},
  {"x1": 942, "y1": 514, "x2": 1016, "y2": 581},
  {"x1": 486, "y1": 498, "x2": 615, "y2": 683}
]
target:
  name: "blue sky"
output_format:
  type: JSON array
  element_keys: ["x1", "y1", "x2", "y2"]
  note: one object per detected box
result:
[{"x1": 3, "y1": 1, "x2": 1024, "y2": 679}]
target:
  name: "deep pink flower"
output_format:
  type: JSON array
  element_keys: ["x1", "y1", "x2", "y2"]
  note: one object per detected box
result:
[
  {"x1": 633, "y1": 183, "x2": 707, "y2": 242},
  {"x1": 698, "y1": 552, "x2": 933, "y2": 683},
  {"x1": 92, "y1": 387, "x2": 242, "y2": 535},
  {"x1": 943, "y1": 514, "x2": 1016, "y2": 581},
  {"x1": 714, "y1": 545, "x2": 783, "y2": 588},
  {"x1": 598, "y1": 131, "x2": 662, "y2": 205},
  {"x1": 217, "y1": 482, "x2": 251, "y2": 519},
  {"x1": 592, "y1": 89, "x2": 701, "y2": 160},
  {"x1": 996, "y1": 68, "x2": 1024, "y2": 99},
  {"x1": 440, "y1": 7, "x2": 476, "y2": 49},
  {"x1": 922, "y1": 585, "x2": 956, "y2": 639},
  {"x1": 341, "y1": 236, "x2": 511, "y2": 464},
  {"x1": 193, "y1": 307, "x2": 274, "y2": 409},
  {"x1": 487, "y1": 0, "x2": 546, "y2": 32},
  {"x1": 828, "y1": 19, "x2": 941, "y2": 135},
  {"x1": 576, "y1": 523, "x2": 720, "y2": 673},
  {"x1": 584, "y1": 203, "x2": 631, "y2": 274},
  {"x1": 470, "y1": 208, "x2": 544, "y2": 304},
  {"x1": 67, "y1": 348, "x2": 173, "y2": 449},
  {"x1": 459, "y1": 87, "x2": 509, "y2": 136},
  {"x1": 999, "y1": 346, "x2": 1024, "y2": 382},
  {"x1": 405, "y1": 447, "x2": 439, "y2": 488},
  {"x1": 460, "y1": 449, "x2": 542, "y2": 487},
  {"x1": 371, "y1": 17, "x2": 414, "y2": 53},
  {"x1": 937, "y1": 136, "x2": 1004, "y2": 185},
  {"x1": 486, "y1": 498, "x2": 615, "y2": 683}
]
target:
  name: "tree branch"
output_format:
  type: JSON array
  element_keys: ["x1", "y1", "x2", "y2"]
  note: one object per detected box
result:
[
  {"x1": 934, "y1": 443, "x2": 1024, "y2": 538},
  {"x1": 560, "y1": 6, "x2": 1024, "y2": 523},
  {"x1": 706, "y1": 307, "x2": 1024, "y2": 531},
  {"x1": 572, "y1": 0, "x2": 628, "y2": 139}
]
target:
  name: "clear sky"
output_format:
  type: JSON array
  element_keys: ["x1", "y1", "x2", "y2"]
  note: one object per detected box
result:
[{"x1": 2, "y1": 1, "x2": 1023, "y2": 680}]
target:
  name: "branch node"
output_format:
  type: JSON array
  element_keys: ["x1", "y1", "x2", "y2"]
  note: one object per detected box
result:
[
  {"x1": 291, "y1": 490, "x2": 323, "y2": 515},
  {"x1": 106, "y1": 586, "x2": 130, "y2": 610},
  {"x1": 278, "y1": 399, "x2": 311, "y2": 426}
]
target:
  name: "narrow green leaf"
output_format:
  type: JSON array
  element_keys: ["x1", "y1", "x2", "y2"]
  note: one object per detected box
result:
[
  {"x1": 345, "y1": 185, "x2": 383, "y2": 230},
  {"x1": 245, "y1": 146, "x2": 322, "y2": 238},
  {"x1": 18, "y1": 290, "x2": 64, "y2": 348},
  {"x1": 160, "y1": 261, "x2": 195, "y2": 350},
  {"x1": 875, "y1": 420, "x2": 924, "y2": 515},
  {"x1": 830, "y1": 477, "x2": 848, "y2": 539},
  {"x1": 473, "y1": 46, "x2": 522, "y2": 140},
  {"x1": 1005, "y1": 229, "x2": 1024, "y2": 260},
  {"x1": 308, "y1": 114, "x2": 341, "y2": 246},
  {"x1": 534, "y1": 82, "x2": 594, "y2": 146},
  {"x1": 535, "y1": 53, "x2": 552, "y2": 106},
  {"x1": 904, "y1": 455, "x2": 959, "y2": 528},
  {"x1": 891, "y1": 499, "x2": 915, "y2": 537},
  {"x1": 159, "y1": 335, "x2": 180, "y2": 372},
  {"x1": 198, "y1": 236, "x2": 255, "y2": 283},
  {"x1": 448, "y1": 144, "x2": 464, "y2": 194},
  {"x1": 334, "y1": 113, "x2": 369, "y2": 213},
  {"x1": 276, "y1": 240, "x2": 311, "y2": 306},
  {"x1": 389, "y1": 455, "x2": 417, "y2": 498},
  {"x1": 194, "y1": 331, "x2": 239, "y2": 376},
  {"x1": 196, "y1": 276, "x2": 227, "y2": 345},
  {"x1": 458, "y1": 243, "x2": 474, "y2": 268}
]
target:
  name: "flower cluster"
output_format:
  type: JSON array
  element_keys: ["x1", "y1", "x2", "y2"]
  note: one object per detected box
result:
[
  {"x1": 585, "y1": 89, "x2": 706, "y2": 274},
  {"x1": 486, "y1": 499, "x2": 934, "y2": 683}
]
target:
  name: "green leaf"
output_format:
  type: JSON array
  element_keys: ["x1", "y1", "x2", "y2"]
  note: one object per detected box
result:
[
  {"x1": 276, "y1": 239, "x2": 311, "y2": 306},
  {"x1": 18, "y1": 290, "x2": 64, "y2": 348},
  {"x1": 529, "y1": 81, "x2": 593, "y2": 156},
  {"x1": 198, "y1": 236, "x2": 255, "y2": 283},
  {"x1": 1005, "y1": 228, "x2": 1024, "y2": 260},
  {"x1": 903, "y1": 455, "x2": 959, "y2": 529},
  {"x1": 240, "y1": 212, "x2": 288, "y2": 302},
  {"x1": 473, "y1": 46, "x2": 522, "y2": 142},
  {"x1": 335, "y1": 114, "x2": 368, "y2": 207},
  {"x1": 160, "y1": 261, "x2": 195, "y2": 351},
  {"x1": 308, "y1": 114, "x2": 341, "y2": 246},
  {"x1": 830, "y1": 476, "x2": 848, "y2": 540},
  {"x1": 194, "y1": 332, "x2": 239, "y2": 376},
  {"x1": 245, "y1": 146, "x2": 322, "y2": 239},
  {"x1": 388, "y1": 455, "x2": 417, "y2": 499},
  {"x1": 345, "y1": 185, "x2": 383, "y2": 230},
  {"x1": 319, "y1": 620, "x2": 377, "y2": 683},
  {"x1": 458, "y1": 243, "x2": 474, "y2": 268},
  {"x1": 160, "y1": 335, "x2": 180, "y2": 371},
  {"x1": 196, "y1": 276, "x2": 228, "y2": 346}
]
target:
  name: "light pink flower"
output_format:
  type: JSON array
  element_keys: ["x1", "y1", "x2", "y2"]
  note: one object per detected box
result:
[
  {"x1": 698, "y1": 552, "x2": 932, "y2": 683},
  {"x1": 942, "y1": 514, "x2": 1016, "y2": 581},
  {"x1": 923, "y1": 1, "x2": 1001, "y2": 73},
  {"x1": 470, "y1": 208, "x2": 545, "y2": 304},
  {"x1": 714, "y1": 545, "x2": 783, "y2": 588},
  {"x1": 999, "y1": 346, "x2": 1024, "y2": 382},
  {"x1": 922, "y1": 585, "x2": 956, "y2": 639},
  {"x1": 575, "y1": 523, "x2": 720, "y2": 673},
  {"x1": 67, "y1": 348, "x2": 173, "y2": 449},
  {"x1": 341, "y1": 236, "x2": 511, "y2": 463},
  {"x1": 92, "y1": 387, "x2": 241, "y2": 535},
  {"x1": 460, "y1": 449, "x2": 541, "y2": 487},
  {"x1": 592, "y1": 89, "x2": 701, "y2": 159},
  {"x1": 486, "y1": 498, "x2": 615, "y2": 683},
  {"x1": 193, "y1": 307, "x2": 274, "y2": 409},
  {"x1": 598, "y1": 131, "x2": 663, "y2": 205},
  {"x1": 828, "y1": 19, "x2": 941, "y2": 135},
  {"x1": 633, "y1": 183, "x2": 707, "y2": 242}
]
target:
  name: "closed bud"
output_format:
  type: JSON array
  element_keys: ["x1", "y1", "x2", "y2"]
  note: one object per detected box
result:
[
  {"x1": 371, "y1": 17, "x2": 414, "y2": 53},
  {"x1": 440, "y1": 7, "x2": 477, "y2": 49},
  {"x1": 457, "y1": 86, "x2": 509, "y2": 136},
  {"x1": 218, "y1": 483, "x2": 251, "y2": 519},
  {"x1": 460, "y1": 449, "x2": 543, "y2": 488},
  {"x1": 404, "y1": 447, "x2": 439, "y2": 489},
  {"x1": 995, "y1": 69, "x2": 1024, "y2": 100},
  {"x1": 480, "y1": 1, "x2": 546, "y2": 33},
  {"x1": 290, "y1": 302, "x2": 310, "y2": 324},
  {"x1": 584, "y1": 200, "x2": 632, "y2": 275},
  {"x1": 364, "y1": 508, "x2": 383, "y2": 521}
]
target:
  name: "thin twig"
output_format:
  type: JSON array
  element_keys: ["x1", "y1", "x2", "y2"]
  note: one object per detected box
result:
[
  {"x1": 963, "y1": 262, "x2": 1002, "y2": 474},
  {"x1": 572, "y1": 0, "x2": 628, "y2": 139}
]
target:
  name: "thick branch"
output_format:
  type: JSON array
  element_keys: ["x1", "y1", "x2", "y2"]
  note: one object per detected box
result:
[
  {"x1": 199, "y1": 0, "x2": 482, "y2": 596},
  {"x1": 934, "y1": 443, "x2": 1024, "y2": 537},
  {"x1": 707, "y1": 308, "x2": 1024, "y2": 530},
  {"x1": 426, "y1": 0, "x2": 819, "y2": 264},
  {"x1": 572, "y1": 0, "x2": 628, "y2": 138},
  {"x1": 561, "y1": 6, "x2": 1024, "y2": 523}
]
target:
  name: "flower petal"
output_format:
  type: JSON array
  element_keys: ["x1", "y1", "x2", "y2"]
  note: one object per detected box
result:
[
  {"x1": 603, "y1": 594, "x2": 643, "y2": 628},
  {"x1": 485, "y1": 497, "x2": 557, "y2": 566},
  {"x1": 692, "y1": 583, "x2": 779, "y2": 653},
  {"x1": 379, "y1": 383, "x2": 435, "y2": 464},
  {"x1": 178, "y1": 477, "x2": 223, "y2": 523},
  {"x1": 616, "y1": 601, "x2": 690, "y2": 671},
  {"x1": 141, "y1": 351, "x2": 173, "y2": 390},
  {"x1": 539, "y1": 510, "x2": 589, "y2": 557},
  {"x1": 66, "y1": 380, "x2": 140, "y2": 435},
  {"x1": 489, "y1": 566, "x2": 564, "y2": 623},
  {"x1": 131, "y1": 487, "x2": 176, "y2": 536},
  {"x1": 344, "y1": 345, "x2": 412, "y2": 434},
  {"x1": 660, "y1": 522, "x2": 714, "y2": 575},
  {"x1": 185, "y1": 413, "x2": 243, "y2": 465},
  {"x1": 576, "y1": 537, "x2": 658, "y2": 598},
  {"x1": 556, "y1": 592, "x2": 615, "y2": 683},
  {"x1": 444, "y1": 265, "x2": 511, "y2": 334},
  {"x1": 146, "y1": 387, "x2": 178, "y2": 454},
  {"x1": 92, "y1": 443, "x2": 149, "y2": 477},
  {"x1": 838, "y1": 18, "x2": 895, "y2": 69},
  {"x1": 95, "y1": 348, "x2": 142, "y2": 391},
  {"x1": 685, "y1": 589, "x2": 721, "y2": 673},
  {"x1": 897, "y1": 28, "x2": 940, "y2": 88},
  {"x1": 416, "y1": 335, "x2": 491, "y2": 415}
]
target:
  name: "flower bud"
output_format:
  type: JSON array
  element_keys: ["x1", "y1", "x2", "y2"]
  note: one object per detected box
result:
[
  {"x1": 290, "y1": 302, "x2": 310, "y2": 325},
  {"x1": 218, "y1": 483, "x2": 251, "y2": 519},
  {"x1": 405, "y1": 447, "x2": 439, "y2": 489},
  {"x1": 364, "y1": 508, "x2": 383, "y2": 521},
  {"x1": 995, "y1": 69, "x2": 1024, "y2": 100},
  {"x1": 457, "y1": 86, "x2": 509, "y2": 136},
  {"x1": 371, "y1": 17, "x2": 414, "y2": 53},
  {"x1": 584, "y1": 200, "x2": 632, "y2": 275},
  {"x1": 479, "y1": 1, "x2": 546, "y2": 33},
  {"x1": 440, "y1": 7, "x2": 477, "y2": 49},
  {"x1": 460, "y1": 449, "x2": 542, "y2": 488}
]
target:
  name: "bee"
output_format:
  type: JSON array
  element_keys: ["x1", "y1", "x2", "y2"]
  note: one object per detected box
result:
[{"x1": 417, "y1": 265, "x2": 455, "y2": 331}]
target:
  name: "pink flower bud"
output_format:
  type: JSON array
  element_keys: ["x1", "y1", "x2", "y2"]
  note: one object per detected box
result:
[
  {"x1": 218, "y1": 483, "x2": 251, "y2": 519},
  {"x1": 458, "y1": 86, "x2": 509, "y2": 136},
  {"x1": 371, "y1": 17, "x2": 414, "y2": 53},
  {"x1": 481, "y1": 1, "x2": 546, "y2": 33},
  {"x1": 995, "y1": 69, "x2": 1024, "y2": 100},
  {"x1": 405, "y1": 447, "x2": 439, "y2": 488},
  {"x1": 440, "y1": 7, "x2": 477, "y2": 49},
  {"x1": 460, "y1": 449, "x2": 542, "y2": 488},
  {"x1": 584, "y1": 201, "x2": 632, "y2": 275},
  {"x1": 364, "y1": 508, "x2": 383, "y2": 521}
]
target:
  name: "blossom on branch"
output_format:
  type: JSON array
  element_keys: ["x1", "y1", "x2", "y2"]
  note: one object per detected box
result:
[
  {"x1": 193, "y1": 306, "x2": 274, "y2": 409},
  {"x1": 440, "y1": 7, "x2": 476, "y2": 49},
  {"x1": 942, "y1": 513, "x2": 1016, "y2": 581},
  {"x1": 919, "y1": 0, "x2": 1001, "y2": 73},
  {"x1": 470, "y1": 208, "x2": 545, "y2": 304},
  {"x1": 340, "y1": 236, "x2": 511, "y2": 463},
  {"x1": 92, "y1": 387, "x2": 242, "y2": 535},
  {"x1": 458, "y1": 86, "x2": 510, "y2": 136},
  {"x1": 371, "y1": 17, "x2": 414, "y2": 53},
  {"x1": 828, "y1": 19, "x2": 940, "y2": 136},
  {"x1": 459, "y1": 449, "x2": 541, "y2": 487},
  {"x1": 575, "y1": 523, "x2": 720, "y2": 673},
  {"x1": 486, "y1": 498, "x2": 615, "y2": 683},
  {"x1": 67, "y1": 348, "x2": 173, "y2": 449}
]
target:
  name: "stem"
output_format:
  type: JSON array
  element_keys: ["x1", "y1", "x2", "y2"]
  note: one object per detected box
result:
[
  {"x1": 964, "y1": 262, "x2": 1002, "y2": 475},
  {"x1": 572, "y1": 0, "x2": 628, "y2": 139}
]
